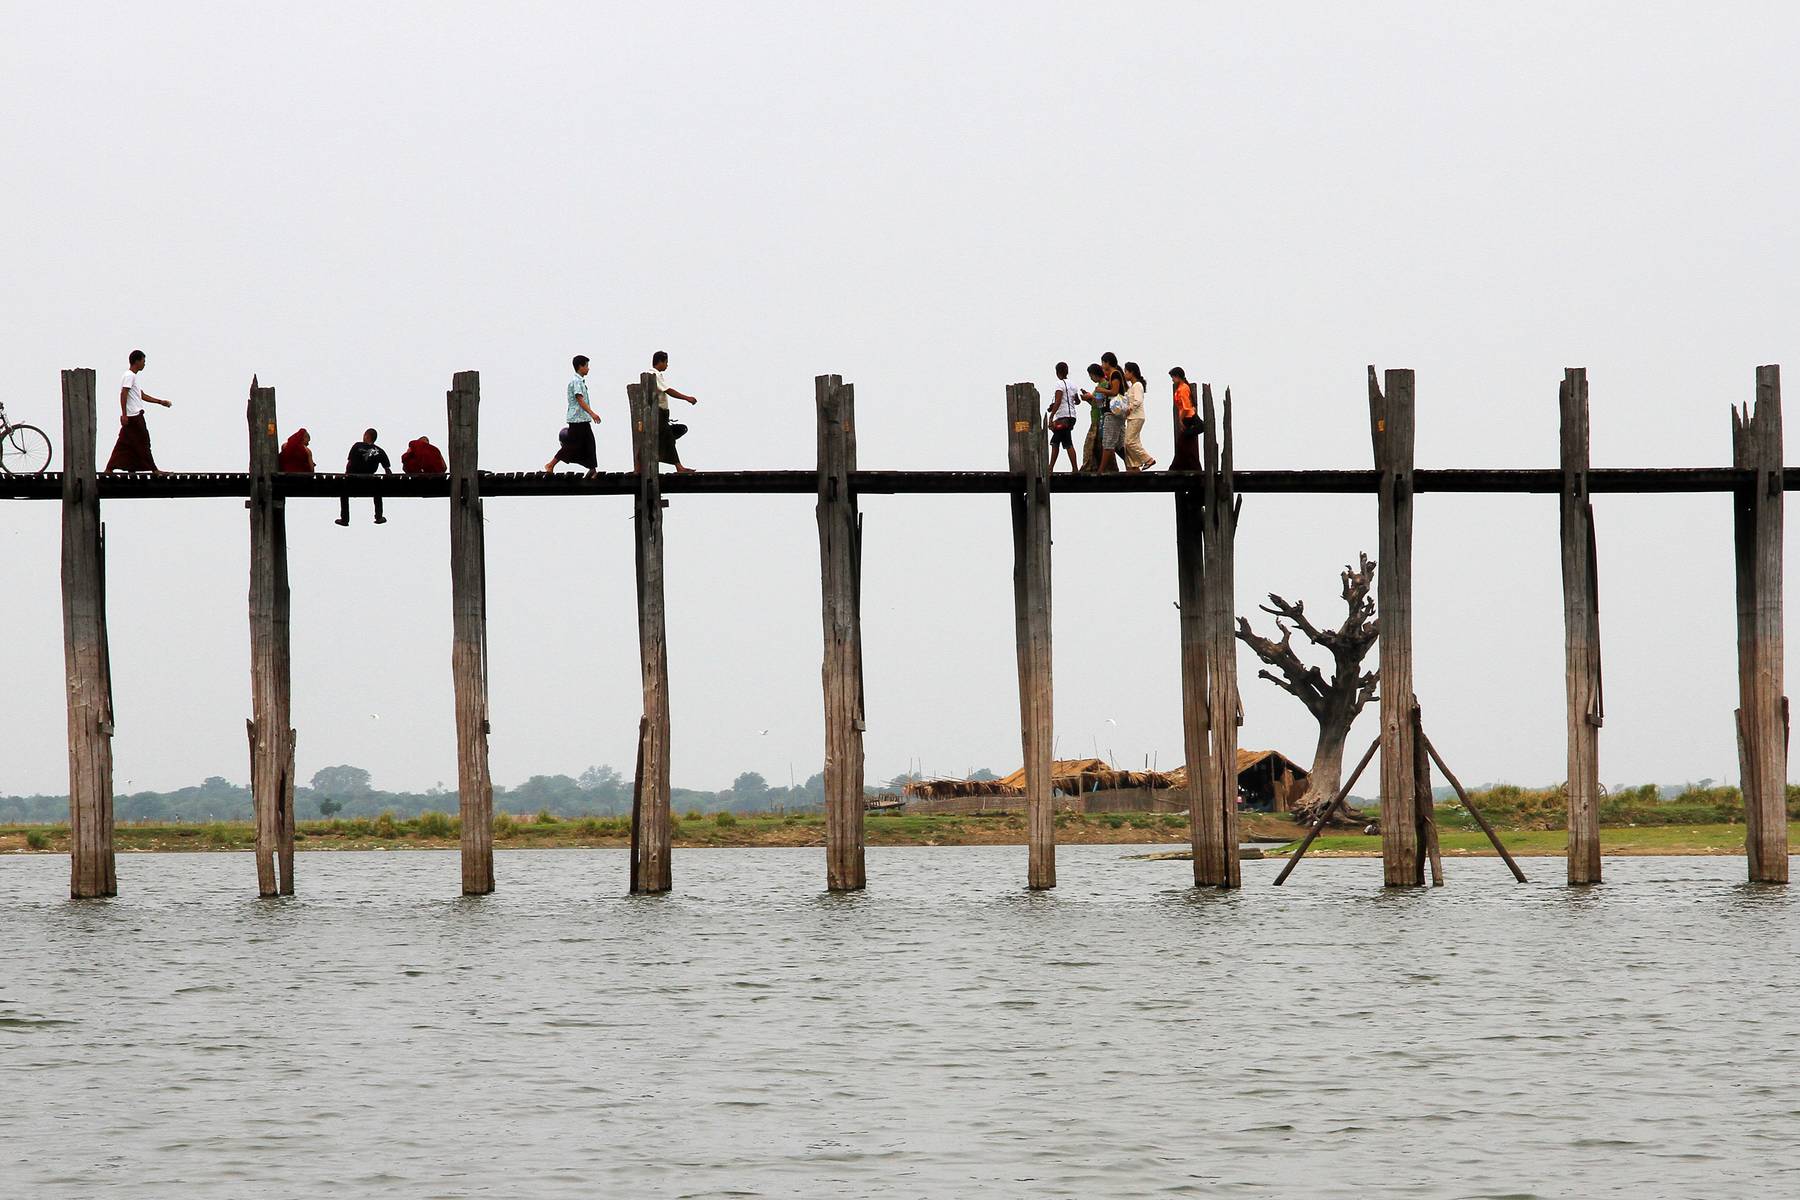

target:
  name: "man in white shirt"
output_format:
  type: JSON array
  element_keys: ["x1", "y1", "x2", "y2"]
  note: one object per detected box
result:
[
  {"x1": 650, "y1": 350, "x2": 698, "y2": 474},
  {"x1": 104, "y1": 349, "x2": 174, "y2": 474},
  {"x1": 1044, "y1": 361, "x2": 1081, "y2": 473}
]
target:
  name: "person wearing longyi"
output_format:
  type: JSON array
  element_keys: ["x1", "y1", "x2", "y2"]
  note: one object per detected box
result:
[
  {"x1": 651, "y1": 349, "x2": 698, "y2": 474},
  {"x1": 104, "y1": 349, "x2": 173, "y2": 474},
  {"x1": 546, "y1": 354, "x2": 603, "y2": 477}
]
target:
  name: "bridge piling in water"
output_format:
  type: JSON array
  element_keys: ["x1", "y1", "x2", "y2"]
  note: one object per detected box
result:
[
  {"x1": 1190, "y1": 385, "x2": 1242, "y2": 888},
  {"x1": 1733, "y1": 366, "x2": 1787, "y2": 883},
  {"x1": 1368, "y1": 367, "x2": 1422, "y2": 887},
  {"x1": 1006, "y1": 383, "x2": 1055, "y2": 890},
  {"x1": 447, "y1": 372, "x2": 496, "y2": 895},
  {"x1": 247, "y1": 378, "x2": 295, "y2": 896},
  {"x1": 629, "y1": 374, "x2": 673, "y2": 894},
  {"x1": 816, "y1": 375, "x2": 867, "y2": 892},
  {"x1": 60, "y1": 368, "x2": 115, "y2": 899},
  {"x1": 1559, "y1": 368, "x2": 1604, "y2": 885}
]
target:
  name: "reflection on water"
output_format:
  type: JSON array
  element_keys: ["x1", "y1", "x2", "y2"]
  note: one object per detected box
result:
[{"x1": 2, "y1": 848, "x2": 1797, "y2": 1198}]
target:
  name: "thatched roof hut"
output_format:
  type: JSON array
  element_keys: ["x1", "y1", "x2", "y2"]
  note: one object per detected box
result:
[{"x1": 901, "y1": 751, "x2": 1309, "y2": 811}]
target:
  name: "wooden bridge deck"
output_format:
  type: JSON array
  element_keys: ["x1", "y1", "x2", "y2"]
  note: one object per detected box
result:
[{"x1": 0, "y1": 465, "x2": 1786, "y2": 501}]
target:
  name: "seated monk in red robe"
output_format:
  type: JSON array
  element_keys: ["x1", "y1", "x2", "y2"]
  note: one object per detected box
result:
[
  {"x1": 278, "y1": 428, "x2": 315, "y2": 472},
  {"x1": 401, "y1": 436, "x2": 447, "y2": 474}
]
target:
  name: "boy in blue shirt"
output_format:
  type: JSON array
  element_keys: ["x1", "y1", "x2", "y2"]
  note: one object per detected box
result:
[{"x1": 545, "y1": 354, "x2": 603, "y2": 476}]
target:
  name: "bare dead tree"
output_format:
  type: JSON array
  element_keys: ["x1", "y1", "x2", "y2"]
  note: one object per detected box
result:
[{"x1": 1235, "y1": 553, "x2": 1379, "y2": 826}]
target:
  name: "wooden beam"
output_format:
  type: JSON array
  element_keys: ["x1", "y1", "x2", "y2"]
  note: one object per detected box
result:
[
  {"x1": 247, "y1": 378, "x2": 295, "y2": 895},
  {"x1": 1197, "y1": 385, "x2": 1242, "y2": 887},
  {"x1": 1006, "y1": 382, "x2": 1055, "y2": 890},
  {"x1": 629, "y1": 374, "x2": 672, "y2": 894},
  {"x1": 1733, "y1": 365, "x2": 1788, "y2": 883},
  {"x1": 60, "y1": 368, "x2": 115, "y2": 899},
  {"x1": 1422, "y1": 733, "x2": 1527, "y2": 883},
  {"x1": 1559, "y1": 368, "x2": 1603, "y2": 884},
  {"x1": 447, "y1": 371, "x2": 495, "y2": 895},
  {"x1": 816, "y1": 374, "x2": 866, "y2": 891},
  {"x1": 1369, "y1": 367, "x2": 1421, "y2": 886},
  {"x1": 1272, "y1": 735, "x2": 1380, "y2": 886}
]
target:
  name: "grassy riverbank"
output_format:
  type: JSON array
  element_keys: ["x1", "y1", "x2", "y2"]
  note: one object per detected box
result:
[{"x1": 2, "y1": 811, "x2": 1793, "y2": 856}]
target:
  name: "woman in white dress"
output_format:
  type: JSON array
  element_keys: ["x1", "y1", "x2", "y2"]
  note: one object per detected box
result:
[{"x1": 1120, "y1": 361, "x2": 1155, "y2": 471}]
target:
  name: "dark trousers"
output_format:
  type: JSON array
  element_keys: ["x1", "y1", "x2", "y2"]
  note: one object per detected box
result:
[{"x1": 341, "y1": 493, "x2": 384, "y2": 522}]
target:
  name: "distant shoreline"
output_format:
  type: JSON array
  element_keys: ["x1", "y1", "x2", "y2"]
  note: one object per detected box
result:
[{"x1": 2, "y1": 813, "x2": 1786, "y2": 857}]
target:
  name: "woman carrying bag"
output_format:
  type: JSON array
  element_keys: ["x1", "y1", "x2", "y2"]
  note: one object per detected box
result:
[{"x1": 1168, "y1": 366, "x2": 1202, "y2": 471}]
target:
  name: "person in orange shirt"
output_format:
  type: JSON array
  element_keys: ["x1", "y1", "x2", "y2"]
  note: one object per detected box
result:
[{"x1": 1168, "y1": 367, "x2": 1202, "y2": 472}]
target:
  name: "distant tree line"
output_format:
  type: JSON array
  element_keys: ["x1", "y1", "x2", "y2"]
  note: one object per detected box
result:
[{"x1": 0, "y1": 763, "x2": 867, "y2": 824}]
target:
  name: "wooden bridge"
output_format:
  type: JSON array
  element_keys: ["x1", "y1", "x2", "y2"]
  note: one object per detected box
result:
[{"x1": 5, "y1": 365, "x2": 1787, "y2": 898}]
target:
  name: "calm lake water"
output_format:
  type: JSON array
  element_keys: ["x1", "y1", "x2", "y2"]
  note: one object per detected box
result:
[{"x1": 2, "y1": 847, "x2": 1797, "y2": 1198}]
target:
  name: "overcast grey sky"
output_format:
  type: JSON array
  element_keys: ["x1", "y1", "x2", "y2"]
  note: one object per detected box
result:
[{"x1": 3, "y1": 2, "x2": 1797, "y2": 797}]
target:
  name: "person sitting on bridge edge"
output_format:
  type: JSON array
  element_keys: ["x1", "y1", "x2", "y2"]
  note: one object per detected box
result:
[
  {"x1": 104, "y1": 349, "x2": 173, "y2": 474},
  {"x1": 337, "y1": 428, "x2": 392, "y2": 526},
  {"x1": 402, "y1": 435, "x2": 446, "y2": 474},
  {"x1": 652, "y1": 350, "x2": 697, "y2": 474},
  {"x1": 546, "y1": 354, "x2": 602, "y2": 477},
  {"x1": 278, "y1": 428, "x2": 314, "y2": 472}
]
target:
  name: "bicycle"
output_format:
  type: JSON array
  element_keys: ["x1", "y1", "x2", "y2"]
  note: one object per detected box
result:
[{"x1": 0, "y1": 399, "x2": 53, "y2": 475}]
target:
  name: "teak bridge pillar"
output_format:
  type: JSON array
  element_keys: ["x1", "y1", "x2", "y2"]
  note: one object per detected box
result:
[
  {"x1": 629, "y1": 374, "x2": 673, "y2": 894},
  {"x1": 1559, "y1": 368, "x2": 1604, "y2": 884},
  {"x1": 1194, "y1": 385, "x2": 1242, "y2": 887},
  {"x1": 816, "y1": 375, "x2": 866, "y2": 892},
  {"x1": 60, "y1": 368, "x2": 116, "y2": 899},
  {"x1": 1369, "y1": 367, "x2": 1425, "y2": 886},
  {"x1": 447, "y1": 372, "x2": 495, "y2": 895},
  {"x1": 1734, "y1": 365, "x2": 1787, "y2": 883},
  {"x1": 247, "y1": 378, "x2": 295, "y2": 896},
  {"x1": 1006, "y1": 383, "x2": 1055, "y2": 890}
]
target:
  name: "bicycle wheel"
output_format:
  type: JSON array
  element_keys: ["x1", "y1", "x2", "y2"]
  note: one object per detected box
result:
[{"x1": 0, "y1": 424, "x2": 52, "y2": 475}]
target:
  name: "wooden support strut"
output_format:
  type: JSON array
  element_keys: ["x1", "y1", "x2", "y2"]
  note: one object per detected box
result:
[
  {"x1": 816, "y1": 375, "x2": 867, "y2": 891},
  {"x1": 247, "y1": 378, "x2": 295, "y2": 895},
  {"x1": 1559, "y1": 368, "x2": 1604, "y2": 884},
  {"x1": 1197, "y1": 385, "x2": 1242, "y2": 887},
  {"x1": 1273, "y1": 734, "x2": 1380, "y2": 886},
  {"x1": 1006, "y1": 382, "x2": 1055, "y2": 890},
  {"x1": 1368, "y1": 367, "x2": 1421, "y2": 886},
  {"x1": 61, "y1": 368, "x2": 116, "y2": 899},
  {"x1": 447, "y1": 372, "x2": 495, "y2": 895},
  {"x1": 1733, "y1": 365, "x2": 1788, "y2": 883},
  {"x1": 1422, "y1": 733, "x2": 1527, "y2": 883},
  {"x1": 630, "y1": 374, "x2": 673, "y2": 894}
]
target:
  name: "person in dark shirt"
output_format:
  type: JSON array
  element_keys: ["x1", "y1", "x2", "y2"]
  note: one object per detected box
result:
[{"x1": 336, "y1": 428, "x2": 393, "y2": 526}]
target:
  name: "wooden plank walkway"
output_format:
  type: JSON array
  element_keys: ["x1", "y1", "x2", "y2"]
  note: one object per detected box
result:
[{"x1": 2, "y1": 465, "x2": 1793, "y2": 501}]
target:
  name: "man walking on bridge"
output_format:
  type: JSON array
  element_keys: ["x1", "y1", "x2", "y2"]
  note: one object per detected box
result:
[
  {"x1": 104, "y1": 349, "x2": 173, "y2": 474},
  {"x1": 652, "y1": 350, "x2": 698, "y2": 474}
]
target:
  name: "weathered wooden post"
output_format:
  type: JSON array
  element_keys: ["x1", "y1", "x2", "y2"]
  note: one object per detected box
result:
[
  {"x1": 446, "y1": 371, "x2": 495, "y2": 895},
  {"x1": 1368, "y1": 366, "x2": 1421, "y2": 886},
  {"x1": 1006, "y1": 382, "x2": 1055, "y2": 889},
  {"x1": 1174, "y1": 439, "x2": 1211, "y2": 886},
  {"x1": 60, "y1": 368, "x2": 116, "y2": 899},
  {"x1": 1559, "y1": 368, "x2": 1604, "y2": 884},
  {"x1": 1733, "y1": 365, "x2": 1787, "y2": 883},
  {"x1": 816, "y1": 374, "x2": 866, "y2": 891},
  {"x1": 1196, "y1": 384, "x2": 1241, "y2": 887},
  {"x1": 629, "y1": 374, "x2": 672, "y2": 894},
  {"x1": 247, "y1": 378, "x2": 296, "y2": 896}
]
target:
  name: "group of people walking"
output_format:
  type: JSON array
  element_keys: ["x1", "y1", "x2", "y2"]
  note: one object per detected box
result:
[
  {"x1": 546, "y1": 350, "x2": 699, "y2": 477},
  {"x1": 1045, "y1": 353, "x2": 1203, "y2": 473}
]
